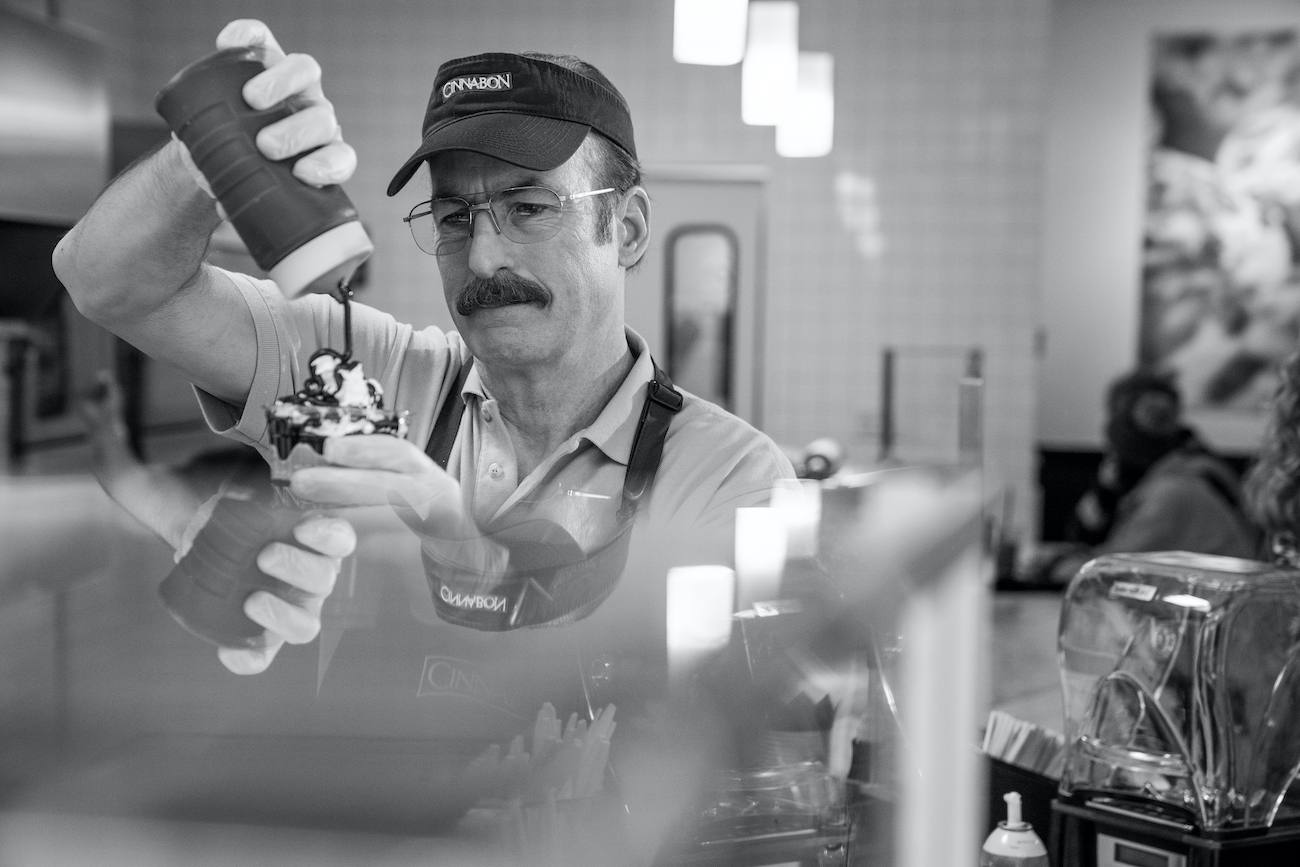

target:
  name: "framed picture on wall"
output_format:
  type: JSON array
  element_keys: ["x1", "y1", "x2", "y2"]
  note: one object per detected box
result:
[{"x1": 1142, "y1": 29, "x2": 1300, "y2": 443}]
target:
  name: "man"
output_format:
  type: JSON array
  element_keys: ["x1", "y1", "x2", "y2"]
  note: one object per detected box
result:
[
  {"x1": 54, "y1": 21, "x2": 794, "y2": 674},
  {"x1": 1032, "y1": 370, "x2": 1260, "y2": 583}
]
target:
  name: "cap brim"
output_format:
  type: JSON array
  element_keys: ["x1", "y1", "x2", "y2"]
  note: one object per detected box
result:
[{"x1": 386, "y1": 114, "x2": 591, "y2": 196}]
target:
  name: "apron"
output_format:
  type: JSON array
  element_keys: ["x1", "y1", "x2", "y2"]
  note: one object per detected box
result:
[{"x1": 312, "y1": 358, "x2": 683, "y2": 743}]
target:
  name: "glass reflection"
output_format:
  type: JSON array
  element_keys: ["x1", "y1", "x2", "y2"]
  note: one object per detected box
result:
[{"x1": 1, "y1": 369, "x2": 980, "y2": 864}]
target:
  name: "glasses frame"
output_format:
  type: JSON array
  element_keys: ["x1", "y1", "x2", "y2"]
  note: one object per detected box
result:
[{"x1": 403, "y1": 185, "x2": 618, "y2": 256}]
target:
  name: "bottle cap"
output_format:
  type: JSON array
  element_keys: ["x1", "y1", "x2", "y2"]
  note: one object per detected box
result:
[
  {"x1": 982, "y1": 791, "x2": 1048, "y2": 859},
  {"x1": 269, "y1": 220, "x2": 374, "y2": 297},
  {"x1": 1002, "y1": 791, "x2": 1027, "y2": 830}
]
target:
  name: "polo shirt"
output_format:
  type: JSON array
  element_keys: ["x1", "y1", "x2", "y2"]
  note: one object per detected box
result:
[{"x1": 196, "y1": 270, "x2": 796, "y2": 561}]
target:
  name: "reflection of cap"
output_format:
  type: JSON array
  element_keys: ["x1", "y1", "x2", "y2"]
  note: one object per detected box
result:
[{"x1": 387, "y1": 53, "x2": 637, "y2": 196}]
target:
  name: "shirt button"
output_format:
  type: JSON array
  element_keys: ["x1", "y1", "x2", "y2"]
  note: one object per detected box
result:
[
  {"x1": 489, "y1": 462, "x2": 503, "y2": 478},
  {"x1": 482, "y1": 408, "x2": 493, "y2": 422}
]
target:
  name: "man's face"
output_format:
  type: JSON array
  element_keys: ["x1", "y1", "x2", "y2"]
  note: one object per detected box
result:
[{"x1": 426, "y1": 143, "x2": 625, "y2": 373}]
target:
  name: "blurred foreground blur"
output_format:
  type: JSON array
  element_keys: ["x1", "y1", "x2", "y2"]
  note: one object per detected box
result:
[{"x1": 0, "y1": 463, "x2": 991, "y2": 866}]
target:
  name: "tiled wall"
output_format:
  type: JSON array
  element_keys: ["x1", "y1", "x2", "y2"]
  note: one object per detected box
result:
[{"x1": 50, "y1": 0, "x2": 1051, "y2": 539}]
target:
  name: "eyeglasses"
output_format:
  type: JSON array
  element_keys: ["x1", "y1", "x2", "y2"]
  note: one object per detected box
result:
[{"x1": 404, "y1": 186, "x2": 617, "y2": 256}]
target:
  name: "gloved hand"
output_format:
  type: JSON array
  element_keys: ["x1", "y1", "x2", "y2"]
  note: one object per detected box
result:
[
  {"x1": 173, "y1": 18, "x2": 357, "y2": 202},
  {"x1": 217, "y1": 513, "x2": 357, "y2": 675},
  {"x1": 289, "y1": 435, "x2": 507, "y2": 577}
]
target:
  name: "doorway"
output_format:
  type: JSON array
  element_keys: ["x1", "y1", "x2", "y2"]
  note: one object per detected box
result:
[{"x1": 626, "y1": 165, "x2": 768, "y2": 426}]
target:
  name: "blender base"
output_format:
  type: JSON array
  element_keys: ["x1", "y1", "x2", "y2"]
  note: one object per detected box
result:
[{"x1": 1051, "y1": 799, "x2": 1300, "y2": 867}]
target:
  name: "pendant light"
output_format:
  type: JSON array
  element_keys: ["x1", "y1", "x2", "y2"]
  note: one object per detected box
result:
[
  {"x1": 741, "y1": 0, "x2": 799, "y2": 126},
  {"x1": 776, "y1": 51, "x2": 834, "y2": 157},
  {"x1": 673, "y1": 0, "x2": 748, "y2": 65}
]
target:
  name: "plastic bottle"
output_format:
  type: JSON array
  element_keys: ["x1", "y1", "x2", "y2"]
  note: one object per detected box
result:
[
  {"x1": 981, "y1": 792, "x2": 1050, "y2": 867},
  {"x1": 155, "y1": 46, "x2": 372, "y2": 297},
  {"x1": 158, "y1": 480, "x2": 304, "y2": 648}
]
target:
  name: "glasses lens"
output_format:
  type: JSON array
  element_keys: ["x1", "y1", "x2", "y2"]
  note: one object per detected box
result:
[
  {"x1": 430, "y1": 198, "x2": 474, "y2": 256},
  {"x1": 405, "y1": 202, "x2": 461, "y2": 256},
  {"x1": 494, "y1": 187, "x2": 564, "y2": 245}
]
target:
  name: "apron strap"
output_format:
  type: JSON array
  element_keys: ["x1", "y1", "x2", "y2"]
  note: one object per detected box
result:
[
  {"x1": 424, "y1": 360, "x2": 473, "y2": 470},
  {"x1": 619, "y1": 360, "x2": 683, "y2": 519}
]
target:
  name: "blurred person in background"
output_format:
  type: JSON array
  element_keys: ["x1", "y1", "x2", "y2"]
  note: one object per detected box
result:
[{"x1": 1032, "y1": 369, "x2": 1260, "y2": 584}]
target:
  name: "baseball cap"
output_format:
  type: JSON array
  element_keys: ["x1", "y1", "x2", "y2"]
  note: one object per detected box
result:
[{"x1": 386, "y1": 52, "x2": 637, "y2": 197}]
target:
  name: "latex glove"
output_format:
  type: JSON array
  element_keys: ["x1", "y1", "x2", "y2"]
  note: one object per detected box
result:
[
  {"x1": 218, "y1": 19, "x2": 356, "y2": 186},
  {"x1": 290, "y1": 435, "x2": 507, "y2": 576},
  {"x1": 217, "y1": 513, "x2": 357, "y2": 675},
  {"x1": 172, "y1": 19, "x2": 357, "y2": 201}
]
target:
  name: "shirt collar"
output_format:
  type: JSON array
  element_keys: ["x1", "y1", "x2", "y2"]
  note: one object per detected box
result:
[
  {"x1": 583, "y1": 327, "x2": 655, "y2": 465},
  {"x1": 461, "y1": 357, "x2": 485, "y2": 403},
  {"x1": 459, "y1": 327, "x2": 655, "y2": 467}
]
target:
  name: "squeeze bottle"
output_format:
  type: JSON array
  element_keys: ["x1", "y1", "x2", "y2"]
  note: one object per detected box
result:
[
  {"x1": 981, "y1": 792, "x2": 1050, "y2": 867},
  {"x1": 155, "y1": 46, "x2": 372, "y2": 297}
]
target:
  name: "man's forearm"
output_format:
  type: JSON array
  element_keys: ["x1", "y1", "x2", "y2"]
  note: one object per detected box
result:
[
  {"x1": 54, "y1": 139, "x2": 222, "y2": 330},
  {"x1": 53, "y1": 138, "x2": 261, "y2": 404}
]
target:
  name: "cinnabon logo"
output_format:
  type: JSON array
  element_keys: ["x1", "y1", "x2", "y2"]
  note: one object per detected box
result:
[
  {"x1": 441, "y1": 73, "x2": 512, "y2": 101},
  {"x1": 440, "y1": 584, "x2": 508, "y2": 612},
  {"x1": 416, "y1": 655, "x2": 510, "y2": 712}
]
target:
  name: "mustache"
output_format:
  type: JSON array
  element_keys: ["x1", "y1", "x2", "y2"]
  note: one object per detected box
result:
[{"x1": 455, "y1": 273, "x2": 551, "y2": 316}]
